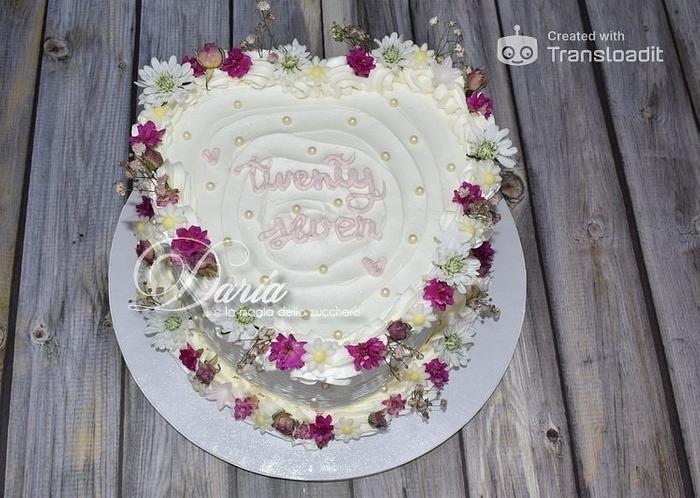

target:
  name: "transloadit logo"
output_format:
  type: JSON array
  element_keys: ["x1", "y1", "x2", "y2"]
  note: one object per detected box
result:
[{"x1": 497, "y1": 25, "x2": 538, "y2": 66}]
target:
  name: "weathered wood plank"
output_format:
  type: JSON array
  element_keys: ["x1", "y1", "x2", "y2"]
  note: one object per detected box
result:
[
  {"x1": 0, "y1": 0, "x2": 46, "y2": 398},
  {"x1": 2, "y1": 0, "x2": 135, "y2": 495},
  {"x1": 495, "y1": 0, "x2": 688, "y2": 495},
  {"x1": 236, "y1": 470, "x2": 352, "y2": 497},
  {"x1": 342, "y1": 1, "x2": 467, "y2": 496},
  {"x1": 581, "y1": 0, "x2": 700, "y2": 491},
  {"x1": 232, "y1": 0, "x2": 323, "y2": 55},
  {"x1": 409, "y1": 1, "x2": 580, "y2": 496},
  {"x1": 663, "y1": 0, "x2": 700, "y2": 115},
  {"x1": 119, "y1": 1, "x2": 236, "y2": 496},
  {"x1": 321, "y1": 0, "x2": 357, "y2": 57}
]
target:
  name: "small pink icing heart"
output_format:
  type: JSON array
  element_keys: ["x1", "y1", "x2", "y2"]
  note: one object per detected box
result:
[
  {"x1": 201, "y1": 147, "x2": 221, "y2": 166},
  {"x1": 362, "y1": 256, "x2": 387, "y2": 277}
]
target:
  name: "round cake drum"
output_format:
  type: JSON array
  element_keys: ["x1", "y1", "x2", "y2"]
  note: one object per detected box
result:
[{"x1": 108, "y1": 193, "x2": 526, "y2": 480}]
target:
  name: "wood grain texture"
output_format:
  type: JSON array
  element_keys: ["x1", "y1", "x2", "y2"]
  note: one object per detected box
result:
[
  {"x1": 236, "y1": 469, "x2": 352, "y2": 497},
  {"x1": 118, "y1": 1, "x2": 236, "y2": 497},
  {"x1": 664, "y1": 0, "x2": 700, "y2": 116},
  {"x1": 581, "y1": 0, "x2": 700, "y2": 491},
  {"x1": 409, "y1": 1, "x2": 580, "y2": 496},
  {"x1": 0, "y1": 0, "x2": 46, "y2": 394},
  {"x1": 495, "y1": 0, "x2": 687, "y2": 495},
  {"x1": 2, "y1": 0, "x2": 135, "y2": 495},
  {"x1": 321, "y1": 0, "x2": 357, "y2": 57},
  {"x1": 232, "y1": 0, "x2": 323, "y2": 55}
]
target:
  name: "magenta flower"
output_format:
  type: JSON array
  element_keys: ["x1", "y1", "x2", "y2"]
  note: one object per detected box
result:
[
  {"x1": 346, "y1": 337, "x2": 386, "y2": 371},
  {"x1": 368, "y1": 410, "x2": 388, "y2": 429},
  {"x1": 387, "y1": 320, "x2": 410, "y2": 341},
  {"x1": 346, "y1": 47, "x2": 375, "y2": 77},
  {"x1": 179, "y1": 343, "x2": 201, "y2": 371},
  {"x1": 467, "y1": 92, "x2": 493, "y2": 118},
  {"x1": 425, "y1": 358, "x2": 449, "y2": 389},
  {"x1": 129, "y1": 121, "x2": 165, "y2": 148},
  {"x1": 195, "y1": 362, "x2": 218, "y2": 385},
  {"x1": 293, "y1": 422, "x2": 312, "y2": 440},
  {"x1": 309, "y1": 414, "x2": 335, "y2": 448},
  {"x1": 268, "y1": 333, "x2": 307, "y2": 370},
  {"x1": 472, "y1": 241, "x2": 495, "y2": 276},
  {"x1": 452, "y1": 181, "x2": 484, "y2": 214},
  {"x1": 233, "y1": 396, "x2": 259, "y2": 420},
  {"x1": 171, "y1": 225, "x2": 211, "y2": 264},
  {"x1": 135, "y1": 240, "x2": 154, "y2": 266},
  {"x1": 135, "y1": 195, "x2": 154, "y2": 218},
  {"x1": 423, "y1": 279, "x2": 455, "y2": 311},
  {"x1": 382, "y1": 394, "x2": 406, "y2": 416},
  {"x1": 182, "y1": 55, "x2": 205, "y2": 77},
  {"x1": 222, "y1": 48, "x2": 253, "y2": 78}
]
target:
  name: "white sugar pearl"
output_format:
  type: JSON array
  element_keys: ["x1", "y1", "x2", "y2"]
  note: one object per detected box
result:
[
  {"x1": 307, "y1": 146, "x2": 317, "y2": 155},
  {"x1": 348, "y1": 116, "x2": 357, "y2": 126},
  {"x1": 408, "y1": 234, "x2": 418, "y2": 244},
  {"x1": 333, "y1": 330, "x2": 343, "y2": 340},
  {"x1": 381, "y1": 152, "x2": 391, "y2": 161},
  {"x1": 233, "y1": 100, "x2": 242, "y2": 109},
  {"x1": 182, "y1": 131, "x2": 191, "y2": 140},
  {"x1": 319, "y1": 264, "x2": 328, "y2": 274},
  {"x1": 244, "y1": 210, "x2": 254, "y2": 219},
  {"x1": 333, "y1": 198, "x2": 343, "y2": 207},
  {"x1": 381, "y1": 287, "x2": 390, "y2": 297},
  {"x1": 282, "y1": 115, "x2": 292, "y2": 125},
  {"x1": 409, "y1": 135, "x2": 418, "y2": 145},
  {"x1": 235, "y1": 136, "x2": 245, "y2": 146},
  {"x1": 206, "y1": 181, "x2": 216, "y2": 191},
  {"x1": 292, "y1": 204, "x2": 302, "y2": 214},
  {"x1": 390, "y1": 98, "x2": 399, "y2": 107},
  {"x1": 447, "y1": 163, "x2": 456, "y2": 172},
  {"x1": 415, "y1": 186, "x2": 425, "y2": 195}
]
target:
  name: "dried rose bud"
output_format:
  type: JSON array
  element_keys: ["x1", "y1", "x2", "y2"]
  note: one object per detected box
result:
[
  {"x1": 195, "y1": 361, "x2": 218, "y2": 385},
  {"x1": 272, "y1": 410, "x2": 298, "y2": 436},
  {"x1": 115, "y1": 181, "x2": 128, "y2": 196},
  {"x1": 142, "y1": 148, "x2": 163, "y2": 171},
  {"x1": 136, "y1": 240, "x2": 155, "y2": 266},
  {"x1": 196, "y1": 42, "x2": 225, "y2": 69},
  {"x1": 465, "y1": 67, "x2": 487, "y2": 94},
  {"x1": 368, "y1": 410, "x2": 388, "y2": 429},
  {"x1": 267, "y1": 51, "x2": 279, "y2": 64},
  {"x1": 387, "y1": 320, "x2": 410, "y2": 341}
]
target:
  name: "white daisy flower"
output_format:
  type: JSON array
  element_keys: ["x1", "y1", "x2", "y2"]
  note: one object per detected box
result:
[
  {"x1": 305, "y1": 56, "x2": 328, "y2": 85},
  {"x1": 410, "y1": 43, "x2": 435, "y2": 68},
  {"x1": 402, "y1": 362, "x2": 428, "y2": 387},
  {"x1": 372, "y1": 32, "x2": 416, "y2": 71},
  {"x1": 466, "y1": 123, "x2": 517, "y2": 168},
  {"x1": 139, "y1": 101, "x2": 181, "y2": 127},
  {"x1": 133, "y1": 216, "x2": 157, "y2": 241},
  {"x1": 144, "y1": 311, "x2": 193, "y2": 351},
  {"x1": 464, "y1": 160, "x2": 503, "y2": 199},
  {"x1": 430, "y1": 247, "x2": 480, "y2": 293},
  {"x1": 252, "y1": 403, "x2": 275, "y2": 433},
  {"x1": 154, "y1": 204, "x2": 187, "y2": 236},
  {"x1": 456, "y1": 214, "x2": 493, "y2": 248},
  {"x1": 404, "y1": 300, "x2": 437, "y2": 333},
  {"x1": 205, "y1": 382, "x2": 234, "y2": 411},
  {"x1": 436, "y1": 220, "x2": 472, "y2": 252},
  {"x1": 301, "y1": 338, "x2": 340, "y2": 373},
  {"x1": 136, "y1": 56, "x2": 195, "y2": 108},
  {"x1": 434, "y1": 320, "x2": 475, "y2": 367},
  {"x1": 335, "y1": 417, "x2": 365, "y2": 441},
  {"x1": 274, "y1": 39, "x2": 311, "y2": 83},
  {"x1": 214, "y1": 304, "x2": 259, "y2": 342},
  {"x1": 430, "y1": 56, "x2": 462, "y2": 88}
]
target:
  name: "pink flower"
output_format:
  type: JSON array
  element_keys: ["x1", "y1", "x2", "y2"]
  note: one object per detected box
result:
[
  {"x1": 472, "y1": 241, "x2": 494, "y2": 276},
  {"x1": 309, "y1": 414, "x2": 334, "y2": 448},
  {"x1": 182, "y1": 55, "x2": 205, "y2": 77},
  {"x1": 171, "y1": 225, "x2": 211, "y2": 265},
  {"x1": 467, "y1": 92, "x2": 493, "y2": 118},
  {"x1": 368, "y1": 410, "x2": 388, "y2": 429},
  {"x1": 268, "y1": 333, "x2": 307, "y2": 370},
  {"x1": 196, "y1": 42, "x2": 225, "y2": 69},
  {"x1": 293, "y1": 422, "x2": 312, "y2": 440},
  {"x1": 423, "y1": 279, "x2": 455, "y2": 311},
  {"x1": 222, "y1": 48, "x2": 253, "y2": 78},
  {"x1": 272, "y1": 411, "x2": 298, "y2": 436},
  {"x1": 233, "y1": 395, "x2": 259, "y2": 420},
  {"x1": 424, "y1": 358, "x2": 449, "y2": 389},
  {"x1": 195, "y1": 362, "x2": 218, "y2": 385},
  {"x1": 387, "y1": 320, "x2": 410, "y2": 341},
  {"x1": 179, "y1": 343, "x2": 201, "y2": 371},
  {"x1": 346, "y1": 337, "x2": 386, "y2": 371},
  {"x1": 154, "y1": 174, "x2": 179, "y2": 207},
  {"x1": 129, "y1": 121, "x2": 165, "y2": 148},
  {"x1": 135, "y1": 240, "x2": 154, "y2": 266},
  {"x1": 452, "y1": 181, "x2": 484, "y2": 213},
  {"x1": 346, "y1": 47, "x2": 375, "y2": 77},
  {"x1": 382, "y1": 394, "x2": 406, "y2": 416},
  {"x1": 135, "y1": 195, "x2": 154, "y2": 218},
  {"x1": 465, "y1": 67, "x2": 487, "y2": 94}
]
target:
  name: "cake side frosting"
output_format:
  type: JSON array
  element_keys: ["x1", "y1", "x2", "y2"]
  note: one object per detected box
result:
[{"x1": 118, "y1": 18, "x2": 516, "y2": 448}]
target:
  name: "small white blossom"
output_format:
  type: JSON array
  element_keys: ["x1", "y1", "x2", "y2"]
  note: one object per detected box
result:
[
  {"x1": 410, "y1": 43, "x2": 435, "y2": 68},
  {"x1": 404, "y1": 300, "x2": 437, "y2": 333},
  {"x1": 463, "y1": 160, "x2": 503, "y2": 199},
  {"x1": 372, "y1": 32, "x2": 416, "y2": 71},
  {"x1": 430, "y1": 56, "x2": 462, "y2": 88},
  {"x1": 429, "y1": 16, "x2": 439, "y2": 26},
  {"x1": 335, "y1": 417, "x2": 366, "y2": 441},
  {"x1": 301, "y1": 338, "x2": 341, "y2": 373},
  {"x1": 144, "y1": 311, "x2": 193, "y2": 351},
  {"x1": 205, "y1": 382, "x2": 234, "y2": 411},
  {"x1": 430, "y1": 246, "x2": 480, "y2": 293},
  {"x1": 402, "y1": 362, "x2": 428, "y2": 387},
  {"x1": 434, "y1": 320, "x2": 475, "y2": 367},
  {"x1": 256, "y1": 1, "x2": 270, "y2": 11},
  {"x1": 136, "y1": 56, "x2": 195, "y2": 108},
  {"x1": 154, "y1": 204, "x2": 187, "y2": 236},
  {"x1": 466, "y1": 123, "x2": 517, "y2": 168},
  {"x1": 274, "y1": 39, "x2": 311, "y2": 83},
  {"x1": 456, "y1": 215, "x2": 493, "y2": 248}
]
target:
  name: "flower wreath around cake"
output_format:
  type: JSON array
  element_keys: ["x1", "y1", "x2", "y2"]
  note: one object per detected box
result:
[{"x1": 116, "y1": 5, "x2": 517, "y2": 449}]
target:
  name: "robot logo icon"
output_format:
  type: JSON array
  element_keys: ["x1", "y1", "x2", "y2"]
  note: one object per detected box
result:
[{"x1": 497, "y1": 25, "x2": 538, "y2": 66}]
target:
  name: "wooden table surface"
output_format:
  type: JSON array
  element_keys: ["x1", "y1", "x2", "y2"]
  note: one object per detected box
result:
[{"x1": 1, "y1": 0, "x2": 698, "y2": 496}]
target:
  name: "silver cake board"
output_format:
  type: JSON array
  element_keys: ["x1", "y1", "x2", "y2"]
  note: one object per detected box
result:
[{"x1": 108, "y1": 193, "x2": 526, "y2": 480}]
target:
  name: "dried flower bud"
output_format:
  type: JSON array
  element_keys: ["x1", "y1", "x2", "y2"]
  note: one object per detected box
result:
[
  {"x1": 256, "y1": 0, "x2": 270, "y2": 11},
  {"x1": 387, "y1": 320, "x2": 411, "y2": 341},
  {"x1": 142, "y1": 148, "x2": 163, "y2": 171},
  {"x1": 196, "y1": 42, "x2": 225, "y2": 69},
  {"x1": 466, "y1": 67, "x2": 488, "y2": 94},
  {"x1": 266, "y1": 51, "x2": 279, "y2": 64},
  {"x1": 272, "y1": 410, "x2": 298, "y2": 436},
  {"x1": 115, "y1": 181, "x2": 128, "y2": 196},
  {"x1": 368, "y1": 410, "x2": 388, "y2": 429}
]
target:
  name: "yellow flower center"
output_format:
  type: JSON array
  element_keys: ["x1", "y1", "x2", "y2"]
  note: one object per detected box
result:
[
  {"x1": 309, "y1": 65, "x2": 325, "y2": 81},
  {"x1": 135, "y1": 220, "x2": 148, "y2": 236},
  {"x1": 461, "y1": 222, "x2": 477, "y2": 236},
  {"x1": 415, "y1": 51, "x2": 429, "y2": 64},
  {"x1": 254, "y1": 412, "x2": 265, "y2": 426},
  {"x1": 412, "y1": 313, "x2": 426, "y2": 326},
  {"x1": 161, "y1": 215, "x2": 177, "y2": 231},
  {"x1": 153, "y1": 106, "x2": 168, "y2": 118},
  {"x1": 313, "y1": 350, "x2": 328, "y2": 364},
  {"x1": 483, "y1": 172, "x2": 497, "y2": 186},
  {"x1": 408, "y1": 370, "x2": 421, "y2": 382},
  {"x1": 341, "y1": 423, "x2": 354, "y2": 435}
]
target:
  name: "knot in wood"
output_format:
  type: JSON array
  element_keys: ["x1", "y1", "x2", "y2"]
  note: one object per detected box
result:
[
  {"x1": 500, "y1": 170, "x2": 525, "y2": 203},
  {"x1": 586, "y1": 221, "x2": 603, "y2": 240},
  {"x1": 30, "y1": 325, "x2": 51, "y2": 345},
  {"x1": 43, "y1": 37, "x2": 70, "y2": 61}
]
